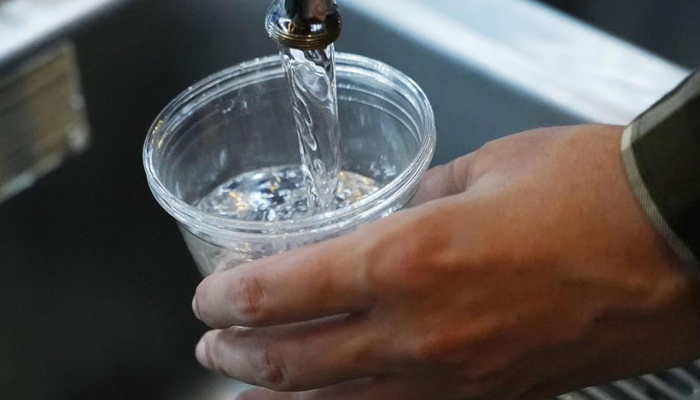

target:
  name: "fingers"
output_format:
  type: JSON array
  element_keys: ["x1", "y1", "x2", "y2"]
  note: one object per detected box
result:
[
  {"x1": 193, "y1": 152, "x2": 476, "y2": 330},
  {"x1": 194, "y1": 237, "x2": 376, "y2": 329},
  {"x1": 196, "y1": 315, "x2": 384, "y2": 392},
  {"x1": 234, "y1": 376, "x2": 456, "y2": 400},
  {"x1": 408, "y1": 153, "x2": 474, "y2": 207}
]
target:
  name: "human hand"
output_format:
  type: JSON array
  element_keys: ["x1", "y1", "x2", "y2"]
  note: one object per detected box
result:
[{"x1": 192, "y1": 125, "x2": 700, "y2": 400}]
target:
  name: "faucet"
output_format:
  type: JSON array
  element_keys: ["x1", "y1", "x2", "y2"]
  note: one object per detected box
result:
[{"x1": 265, "y1": 0, "x2": 342, "y2": 50}]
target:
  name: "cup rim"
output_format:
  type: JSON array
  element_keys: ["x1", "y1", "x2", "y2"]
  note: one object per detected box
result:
[{"x1": 143, "y1": 52, "x2": 436, "y2": 240}]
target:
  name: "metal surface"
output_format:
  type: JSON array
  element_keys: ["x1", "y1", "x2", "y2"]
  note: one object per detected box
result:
[
  {"x1": 560, "y1": 361, "x2": 700, "y2": 400},
  {"x1": 0, "y1": 0, "x2": 128, "y2": 64},
  {"x1": 344, "y1": 0, "x2": 689, "y2": 126},
  {"x1": 265, "y1": 0, "x2": 341, "y2": 50},
  {"x1": 0, "y1": 43, "x2": 89, "y2": 203},
  {"x1": 537, "y1": 0, "x2": 700, "y2": 68}
]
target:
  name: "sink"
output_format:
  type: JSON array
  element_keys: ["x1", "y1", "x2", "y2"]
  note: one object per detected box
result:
[
  {"x1": 164, "y1": 0, "x2": 688, "y2": 164},
  {"x1": 0, "y1": 0, "x2": 691, "y2": 399},
  {"x1": 536, "y1": 0, "x2": 700, "y2": 68}
]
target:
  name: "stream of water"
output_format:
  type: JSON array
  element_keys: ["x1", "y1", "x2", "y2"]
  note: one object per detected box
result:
[{"x1": 195, "y1": 45, "x2": 380, "y2": 222}]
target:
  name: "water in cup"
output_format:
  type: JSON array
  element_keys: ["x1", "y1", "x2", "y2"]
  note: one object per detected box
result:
[
  {"x1": 196, "y1": 165, "x2": 379, "y2": 222},
  {"x1": 194, "y1": 44, "x2": 377, "y2": 223}
]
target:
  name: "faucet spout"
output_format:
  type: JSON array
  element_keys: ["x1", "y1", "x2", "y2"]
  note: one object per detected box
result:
[{"x1": 265, "y1": 0, "x2": 342, "y2": 50}]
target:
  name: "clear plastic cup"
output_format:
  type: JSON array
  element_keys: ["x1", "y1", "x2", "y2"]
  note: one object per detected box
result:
[{"x1": 143, "y1": 53, "x2": 436, "y2": 276}]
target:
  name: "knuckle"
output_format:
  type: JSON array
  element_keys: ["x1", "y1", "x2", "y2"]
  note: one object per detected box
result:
[
  {"x1": 407, "y1": 326, "x2": 514, "y2": 386},
  {"x1": 410, "y1": 332, "x2": 459, "y2": 364},
  {"x1": 445, "y1": 157, "x2": 469, "y2": 194},
  {"x1": 203, "y1": 335, "x2": 232, "y2": 377},
  {"x1": 194, "y1": 281, "x2": 214, "y2": 325},
  {"x1": 252, "y1": 343, "x2": 291, "y2": 390},
  {"x1": 362, "y1": 214, "x2": 447, "y2": 295},
  {"x1": 408, "y1": 331, "x2": 489, "y2": 378},
  {"x1": 358, "y1": 232, "x2": 396, "y2": 294},
  {"x1": 229, "y1": 275, "x2": 268, "y2": 325}
]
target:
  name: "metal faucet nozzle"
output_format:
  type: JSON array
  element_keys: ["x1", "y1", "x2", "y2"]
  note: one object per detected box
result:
[{"x1": 265, "y1": 0, "x2": 342, "y2": 50}]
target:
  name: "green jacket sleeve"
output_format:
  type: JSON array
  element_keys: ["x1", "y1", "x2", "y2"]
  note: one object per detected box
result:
[{"x1": 621, "y1": 69, "x2": 700, "y2": 275}]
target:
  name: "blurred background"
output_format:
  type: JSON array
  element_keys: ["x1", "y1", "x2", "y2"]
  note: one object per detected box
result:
[
  {"x1": 542, "y1": 0, "x2": 700, "y2": 67},
  {"x1": 0, "y1": 0, "x2": 696, "y2": 399}
]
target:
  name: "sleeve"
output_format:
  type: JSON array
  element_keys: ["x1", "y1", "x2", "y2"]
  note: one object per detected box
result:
[{"x1": 621, "y1": 69, "x2": 700, "y2": 276}]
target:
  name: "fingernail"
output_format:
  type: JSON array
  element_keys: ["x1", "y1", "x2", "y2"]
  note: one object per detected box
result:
[
  {"x1": 195, "y1": 339, "x2": 208, "y2": 367},
  {"x1": 192, "y1": 296, "x2": 201, "y2": 321}
]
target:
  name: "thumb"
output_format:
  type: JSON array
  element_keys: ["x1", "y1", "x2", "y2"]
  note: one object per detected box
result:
[{"x1": 408, "y1": 153, "x2": 475, "y2": 207}]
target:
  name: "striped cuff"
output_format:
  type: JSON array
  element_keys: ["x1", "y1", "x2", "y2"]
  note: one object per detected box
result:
[{"x1": 621, "y1": 70, "x2": 700, "y2": 276}]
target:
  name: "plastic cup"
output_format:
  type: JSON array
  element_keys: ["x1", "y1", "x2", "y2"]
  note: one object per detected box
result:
[{"x1": 144, "y1": 53, "x2": 435, "y2": 275}]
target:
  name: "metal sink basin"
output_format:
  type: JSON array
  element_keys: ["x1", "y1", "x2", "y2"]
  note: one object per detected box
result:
[
  {"x1": 536, "y1": 0, "x2": 700, "y2": 68},
  {"x1": 0, "y1": 1, "x2": 691, "y2": 399}
]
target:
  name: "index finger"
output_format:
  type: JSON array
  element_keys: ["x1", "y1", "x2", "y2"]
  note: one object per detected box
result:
[
  {"x1": 407, "y1": 153, "x2": 474, "y2": 207},
  {"x1": 193, "y1": 234, "x2": 376, "y2": 329}
]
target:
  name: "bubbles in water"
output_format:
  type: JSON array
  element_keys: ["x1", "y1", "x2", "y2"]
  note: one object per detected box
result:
[
  {"x1": 197, "y1": 45, "x2": 358, "y2": 223},
  {"x1": 196, "y1": 165, "x2": 380, "y2": 222}
]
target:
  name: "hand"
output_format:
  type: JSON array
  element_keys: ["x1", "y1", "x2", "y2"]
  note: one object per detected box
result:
[{"x1": 191, "y1": 125, "x2": 700, "y2": 400}]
